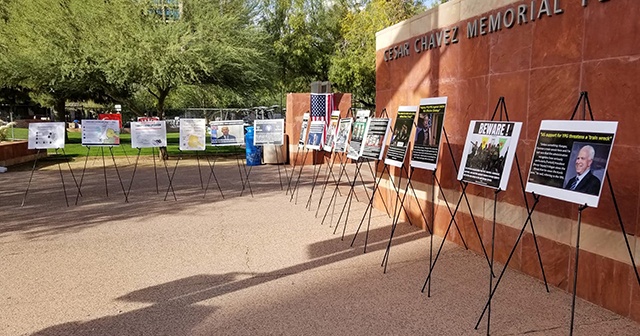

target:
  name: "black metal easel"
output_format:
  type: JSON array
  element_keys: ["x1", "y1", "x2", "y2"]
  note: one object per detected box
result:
[{"x1": 21, "y1": 148, "x2": 81, "y2": 207}]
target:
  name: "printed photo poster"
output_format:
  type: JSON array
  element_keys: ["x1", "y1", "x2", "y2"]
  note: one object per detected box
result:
[
  {"x1": 211, "y1": 120, "x2": 245, "y2": 146},
  {"x1": 28, "y1": 122, "x2": 66, "y2": 149},
  {"x1": 254, "y1": 119, "x2": 284, "y2": 145},
  {"x1": 360, "y1": 118, "x2": 391, "y2": 161},
  {"x1": 131, "y1": 121, "x2": 167, "y2": 148},
  {"x1": 385, "y1": 106, "x2": 418, "y2": 167},
  {"x1": 298, "y1": 112, "x2": 310, "y2": 148},
  {"x1": 347, "y1": 110, "x2": 370, "y2": 160},
  {"x1": 457, "y1": 121, "x2": 522, "y2": 190},
  {"x1": 334, "y1": 118, "x2": 352, "y2": 153},
  {"x1": 81, "y1": 119, "x2": 121, "y2": 146},
  {"x1": 525, "y1": 120, "x2": 618, "y2": 208},
  {"x1": 410, "y1": 97, "x2": 447, "y2": 171},
  {"x1": 98, "y1": 113, "x2": 122, "y2": 128},
  {"x1": 323, "y1": 110, "x2": 341, "y2": 152},
  {"x1": 179, "y1": 118, "x2": 206, "y2": 151},
  {"x1": 306, "y1": 120, "x2": 325, "y2": 150}
]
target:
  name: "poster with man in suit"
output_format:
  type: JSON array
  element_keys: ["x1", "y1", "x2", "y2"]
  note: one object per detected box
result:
[{"x1": 525, "y1": 120, "x2": 617, "y2": 208}]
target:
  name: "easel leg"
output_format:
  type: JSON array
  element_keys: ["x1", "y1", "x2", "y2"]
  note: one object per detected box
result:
[
  {"x1": 569, "y1": 204, "x2": 588, "y2": 336},
  {"x1": 126, "y1": 149, "x2": 142, "y2": 200},
  {"x1": 55, "y1": 149, "x2": 69, "y2": 207},
  {"x1": 203, "y1": 152, "x2": 224, "y2": 199},
  {"x1": 474, "y1": 195, "x2": 541, "y2": 329},
  {"x1": 286, "y1": 147, "x2": 301, "y2": 195},
  {"x1": 152, "y1": 147, "x2": 159, "y2": 194},
  {"x1": 62, "y1": 148, "x2": 82, "y2": 198},
  {"x1": 75, "y1": 147, "x2": 91, "y2": 205},
  {"x1": 290, "y1": 149, "x2": 309, "y2": 203},
  {"x1": 305, "y1": 153, "x2": 324, "y2": 209},
  {"x1": 196, "y1": 151, "x2": 204, "y2": 189},
  {"x1": 164, "y1": 153, "x2": 180, "y2": 201},
  {"x1": 109, "y1": 147, "x2": 128, "y2": 202},
  {"x1": 21, "y1": 149, "x2": 40, "y2": 207},
  {"x1": 101, "y1": 147, "x2": 109, "y2": 197},
  {"x1": 240, "y1": 162, "x2": 254, "y2": 198},
  {"x1": 381, "y1": 168, "x2": 411, "y2": 272},
  {"x1": 333, "y1": 160, "x2": 363, "y2": 236},
  {"x1": 487, "y1": 189, "x2": 500, "y2": 335},
  {"x1": 315, "y1": 152, "x2": 338, "y2": 217},
  {"x1": 320, "y1": 154, "x2": 349, "y2": 226}
]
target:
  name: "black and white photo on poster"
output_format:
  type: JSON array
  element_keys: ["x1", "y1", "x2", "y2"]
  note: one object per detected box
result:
[
  {"x1": 385, "y1": 106, "x2": 418, "y2": 167},
  {"x1": 410, "y1": 97, "x2": 447, "y2": 171},
  {"x1": 298, "y1": 112, "x2": 310, "y2": 148},
  {"x1": 457, "y1": 121, "x2": 522, "y2": 190},
  {"x1": 254, "y1": 119, "x2": 284, "y2": 145},
  {"x1": 323, "y1": 110, "x2": 341, "y2": 152},
  {"x1": 525, "y1": 120, "x2": 617, "y2": 208},
  {"x1": 334, "y1": 118, "x2": 352, "y2": 153},
  {"x1": 347, "y1": 110, "x2": 370, "y2": 160},
  {"x1": 360, "y1": 118, "x2": 390, "y2": 160},
  {"x1": 210, "y1": 120, "x2": 245, "y2": 146},
  {"x1": 306, "y1": 120, "x2": 325, "y2": 150}
]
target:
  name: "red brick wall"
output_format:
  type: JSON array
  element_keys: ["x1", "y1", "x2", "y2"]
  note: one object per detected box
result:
[{"x1": 376, "y1": 0, "x2": 640, "y2": 321}]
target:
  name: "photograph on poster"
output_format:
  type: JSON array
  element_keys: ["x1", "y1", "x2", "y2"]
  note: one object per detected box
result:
[
  {"x1": 360, "y1": 118, "x2": 390, "y2": 161},
  {"x1": 334, "y1": 118, "x2": 352, "y2": 153},
  {"x1": 82, "y1": 119, "x2": 121, "y2": 146},
  {"x1": 323, "y1": 110, "x2": 341, "y2": 152},
  {"x1": 130, "y1": 121, "x2": 167, "y2": 148},
  {"x1": 457, "y1": 121, "x2": 522, "y2": 190},
  {"x1": 385, "y1": 106, "x2": 418, "y2": 167},
  {"x1": 410, "y1": 97, "x2": 447, "y2": 171},
  {"x1": 210, "y1": 120, "x2": 244, "y2": 146},
  {"x1": 28, "y1": 122, "x2": 66, "y2": 149},
  {"x1": 525, "y1": 120, "x2": 617, "y2": 208},
  {"x1": 254, "y1": 119, "x2": 284, "y2": 145},
  {"x1": 179, "y1": 118, "x2": 206, "y2": 151},
  {"x1": 298, "y1": 113, "x2": 310, "y2": 148},
  {"x1": 347, "y1": 110, "x2": 370, "y2": 160},
  {"x1": 306, "y1": 120, "x2": 325, "y2": 150}
]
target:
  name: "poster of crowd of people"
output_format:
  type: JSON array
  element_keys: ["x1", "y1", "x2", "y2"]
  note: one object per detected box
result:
[
  {"x1": 334, "y1": 118, "x2": 352, "y2": 153},
  {"x1": 179, "y1": 118, "x2": 206, "y2": 151},
  {"x1": 323, "y1": 111, "x2": 341, "y2": 152},
  {"x1": 254, "y1": 119, "x2": 284, "y2": 145},
  {"x1": 457, "y1": 121, "x2": 522, "y2": 190},
  {"x1": 385, "y1": 106, "x2": 418, "y2": 167},
  {"x1": 210, "y1": 120, "x2": 245, "y2": 146},
  {"x1": 360, "y1": 118, "x2": 390, "y2": 160},
  {"x1": 410, "y1": 97, "x2": 447, "y2": 171},
  {"x1": 130, "y1": 120, "x2": 167, "y2": 148},
  {"x1": 525, "y1": 120, "x2": 617, "y2": 208},
  {"x1": 82, "y1": 119, "x2": 121, "y2": 146},
  {"x1": 298, "y1": 112, "x2": 310, "y2": 149},
  {"x1": 28, "y1": 122, "x2": 66, "y2": 149},
  {"x1": 347, "y1": 110, "x2": 370, "y2": 160}
]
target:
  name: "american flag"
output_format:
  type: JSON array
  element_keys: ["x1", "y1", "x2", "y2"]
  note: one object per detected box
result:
[{"x1": 310, "y1": 93, "x2": 334, "y2": 145}]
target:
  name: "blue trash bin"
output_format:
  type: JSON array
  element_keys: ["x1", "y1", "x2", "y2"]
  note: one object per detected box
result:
[{"x1": 245, "y1": 126, "x2": 261, "y2": 166}]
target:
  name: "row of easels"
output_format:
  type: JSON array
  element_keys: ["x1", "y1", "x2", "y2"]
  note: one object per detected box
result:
[
  {"x1": 284, "y1": 94, "x2": 640, "y2": 336},
  {"x1": 20, "y1": 146, "x2": 257, "y2": 207}
]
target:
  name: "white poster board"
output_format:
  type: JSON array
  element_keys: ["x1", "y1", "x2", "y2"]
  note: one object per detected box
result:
[
  {"x1": 298, "y1": 112, "x2": 310, "y2": 149},
  {"x1": 360, "y1": 118, "x2": 390, "y2": 161},
  {"x1": 334, "y1": 118, "x2": 352, "y2": 153},
  {"x1": 28, "y1": 122, "x2": 66, "y2": 149},
  {"x1": 525, "y1": 120, "x2": 617, "y2": 208},
  {"x1": 130, "y1": 121, "x2": 167, "y2": 148},
  {"x1": 179, "y1": 118, "x2": 206, "y2": 151},
  {"x1": 81, "y1": 119, "x2": 120, "y2": 146},
  {"x1": 384, "y1": 106, "x2": 418, "y2": 167},
  {"x1": 323, "y1": 110, "x2": 341, "y2": 152},
  {"x1": 347, "y1": 110, "x2": 370, "y2": 160},
  {"x1": 457, "y1": 121, "x2": 522, "y2": 190}
]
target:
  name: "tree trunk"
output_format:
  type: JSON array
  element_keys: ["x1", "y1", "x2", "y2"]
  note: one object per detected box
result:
[
  {"x1": 156, "y1": 88, "x2": 171, "y2": 160},
  {"x1": 53, "y1": 98, "x2": 69, "y2": 142}
]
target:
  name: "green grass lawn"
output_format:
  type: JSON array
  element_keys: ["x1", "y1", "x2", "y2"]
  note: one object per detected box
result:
[{"x1": 10, "y1": 128, "x2": 245, "y2": 157}]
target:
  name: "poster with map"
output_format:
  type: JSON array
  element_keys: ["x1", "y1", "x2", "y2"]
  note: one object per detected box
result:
[
  {"x1": 82, "y1": 119, "x2": 120, "y2": 146},
  {"x1": 179, "y1": 118, "x2": 206, "y2": 151}
]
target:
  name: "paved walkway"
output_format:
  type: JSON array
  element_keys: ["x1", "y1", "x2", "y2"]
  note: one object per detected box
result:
[{"x1": 1, "y1": 157, "x2": 639, "y2": 335}]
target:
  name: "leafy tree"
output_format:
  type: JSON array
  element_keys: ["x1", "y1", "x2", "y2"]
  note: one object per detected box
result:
[{"x1": 329, "y1": 0, "x2": 424, "y2": 107}]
